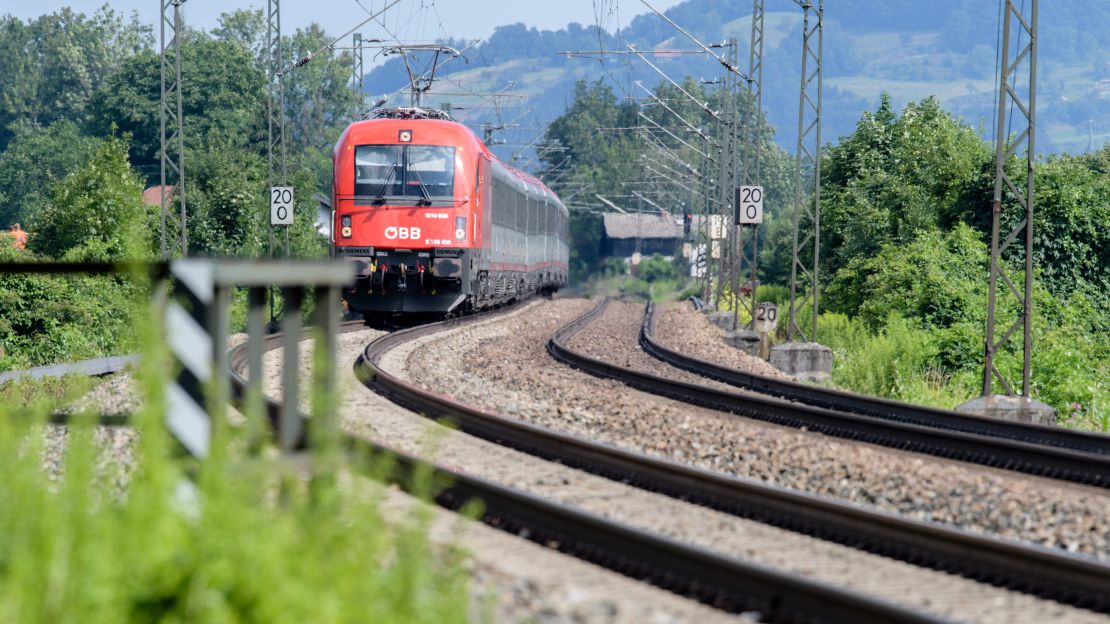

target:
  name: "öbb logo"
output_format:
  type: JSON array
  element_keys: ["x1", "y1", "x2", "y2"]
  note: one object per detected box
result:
[{"x1": 384, "y1": 226, "x2": 421, "y2": 240}]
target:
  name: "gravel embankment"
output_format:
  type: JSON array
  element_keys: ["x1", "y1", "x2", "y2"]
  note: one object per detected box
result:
[
  {"x1": 257, "y1": 309, "x2": 1108, "y2": 623},
  {"x1": 567, "y1": 300, "x2": 758, "y2": 393},
  {"x1": 40, "y1": 424, "x2": 137, "y2": 495},
  {"x1": 654, "y1": 300, "x2": 793, "y2": 378},
  {"x1": 36, "y1": 373, "x2": 142, "y2": 489},
  {"x1": 404, "y1": 298, "x2": 1110, "y2": 561},
  {"x1": 38, "y1": 332, "x2": 251, "y2": 489}
]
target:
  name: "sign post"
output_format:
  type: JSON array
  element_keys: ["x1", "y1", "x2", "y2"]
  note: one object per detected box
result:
[
  {"x1": 736, "y1": 185, "x2": 764, "y2": 225},
  {"x1": 708, "y1": 214, "x2": 727, "y2": 240},
  {"x1": 753, "y1": 301, "x2": 778, "y2": 360},
  {"x1": 690, "y1": 244, "x2": 707, "y2": 278},
  {"x1": 270, "y1": 186, "x2": 294, "y2": 226}
]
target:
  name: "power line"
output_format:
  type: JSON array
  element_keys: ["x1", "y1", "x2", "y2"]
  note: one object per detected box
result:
[{"x1": 282, "y1": 0, "x2": 400, "y2": 75}]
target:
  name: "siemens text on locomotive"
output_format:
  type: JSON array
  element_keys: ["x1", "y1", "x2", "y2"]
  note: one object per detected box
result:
[{"x1": 331, "y1": 108, "x2": 569, "y2": 320}]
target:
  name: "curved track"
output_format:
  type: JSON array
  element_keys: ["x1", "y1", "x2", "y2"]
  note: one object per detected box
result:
[
  {"x1": 642, "y1": 301, "x2": 1110, "y2": 457},
  {"x1": 228, "y1": 310, "x2": 938, "y2": 624},
  {"x1": 351, "y1": 300, "x2": 1110, "y2": 616},
  {"x1": 558, "y1": 300, "x2": 1110, "y2": 487}
]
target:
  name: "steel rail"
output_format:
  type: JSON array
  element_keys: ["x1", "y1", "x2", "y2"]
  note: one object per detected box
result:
[
  {"x1": 640, "y1": 300, "x2": 1110, "y2": 458},
  {"x1": 561, "y1": 300, "x2": 1110, "y2": 487},
  {"x1": 357, "y1": 301, "x2": 1110, "y2": 614},
  {"x1": 0, "y1": 354, "x2": 139, "y2": 384},
  {"x1": 224, "y1": 312, "x2": 940, "y2": 624}
]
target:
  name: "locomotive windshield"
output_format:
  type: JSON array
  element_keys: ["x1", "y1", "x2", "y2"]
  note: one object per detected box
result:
[{"x1": 354, "y1": 144, "x2": 455, "y2": 202}]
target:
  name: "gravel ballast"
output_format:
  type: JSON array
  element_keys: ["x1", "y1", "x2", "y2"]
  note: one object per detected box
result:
[
  {"x1": 246, "y1": 304, "x2": 1109, "y2": 623},
  {"x1": 654, "y1": 300, "x2": 792, "y2": 379},
  {"x1": 257, "y1": 324, "x2": 743, "y2": 624},
  {"x1": 403, "y1": 298, "x2": 1110, "y2": 561}
]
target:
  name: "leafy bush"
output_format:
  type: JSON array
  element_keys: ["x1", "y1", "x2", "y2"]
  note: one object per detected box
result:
[
  {"x1": 753, "y1": 284, "x2": 790, "y2": 307},
  {"x1": 636, "y1": 253, "x2": 676, "y2": 283},
  {"x1": 29, "y1": 134, "x2": 153, "y2": 260},
  {"x1": 825, "y1": 224, "x2": 987, "y2": 328},
  {"x1": 819, "y1": 312, "x2": 976, "y2": 408},
  {"x1": 0, "y1": 246, "x2": 145, "y2": 371},
  {"x1": 601, "y1": 256, "x2": 627, "y2": 276}
]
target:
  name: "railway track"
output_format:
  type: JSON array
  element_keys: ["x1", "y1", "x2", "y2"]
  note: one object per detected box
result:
[
  {"x1": 350, "y1": 300, "x2": 1110, "y2": 617},
  {"x1": 641, "y1": 300, "x2": 1110, "y2": 458},
  {"x1": 555, "y1": 299, "x2": 1110, "y2": 488},
  {"x1": 228, "y1": 309, "x2": 940, "y2": 624}
]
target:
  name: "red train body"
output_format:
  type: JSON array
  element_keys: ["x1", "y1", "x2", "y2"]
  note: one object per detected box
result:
[{"x1": 332, "y1": 109, "x2": 568, "y2": 318}]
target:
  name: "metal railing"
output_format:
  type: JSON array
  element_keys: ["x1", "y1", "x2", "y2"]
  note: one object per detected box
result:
[{"x1": 0, "y1": 259, "x2": 354, "y2": 457}]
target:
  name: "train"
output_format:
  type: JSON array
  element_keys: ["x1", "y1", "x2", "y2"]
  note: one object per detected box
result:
[{"x1": 331, "y1": 107, "x2": 569, "y2": 321}]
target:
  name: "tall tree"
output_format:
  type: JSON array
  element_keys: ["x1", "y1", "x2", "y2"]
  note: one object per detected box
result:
[
  {"x1": 211, "y1": 9, "x2": 267, "y2": 71},
  {"x1": 820, "y1": 96, "x2": 991, "y2": 281},
  {"x1": 29, "y1": 134, "x2": 152, "y2": 260},
  {"x1": 87, "y1": 37, "x2": 267, "y2": 173},
  {"x1": 0, "y1": 7, "x2": 150, "y2": 150},
  {"x1": 0, "y1": 120, "x2": 99, "y2": 227}
]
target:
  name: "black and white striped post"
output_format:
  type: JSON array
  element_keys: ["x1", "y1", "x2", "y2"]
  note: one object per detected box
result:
[
  {"x1": 164, "y1": 260, "x2": 355, "y2": 456},
  {"x1": 165, "y1": 260, "x2": 225, "y2": 457}
]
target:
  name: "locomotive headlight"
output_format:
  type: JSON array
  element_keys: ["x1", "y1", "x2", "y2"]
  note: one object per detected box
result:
[
  {"x1": 341, "y1": 226, "x2": 352, "y2": 238},
  {"x1": 455, "y1": 216, "x2": 466, "y2": 241},
  {"x1": 341, "y1": 215, "x2": 352, "y2": 238}
]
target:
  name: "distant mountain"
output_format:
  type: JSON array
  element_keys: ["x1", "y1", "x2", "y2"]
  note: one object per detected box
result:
[{"x1": 363, "y1": 0, "x2": 1110, "y2": 167}]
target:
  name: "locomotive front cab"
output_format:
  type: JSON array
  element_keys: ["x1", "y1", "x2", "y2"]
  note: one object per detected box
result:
[{"x1": 332, "y1": 115, "x2": 483, "y2": 316}]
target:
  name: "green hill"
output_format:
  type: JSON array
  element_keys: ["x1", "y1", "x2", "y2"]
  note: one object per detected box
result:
[{"x1": 365, "y1": 0, "x2": 1110, "y2": 164}]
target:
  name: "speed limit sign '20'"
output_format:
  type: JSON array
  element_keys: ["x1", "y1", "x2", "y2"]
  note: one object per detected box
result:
[
  {"x1": 735, "y1": 185, "x2": 763, "y2": 225},
  {"x1": 270, "y1": 186, "x2": 294, "y2": 226}
]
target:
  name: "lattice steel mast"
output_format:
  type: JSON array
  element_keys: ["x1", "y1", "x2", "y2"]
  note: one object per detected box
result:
[
  {"x1": 353, "y1": 32, "x2": 367, "y2": 119},
  {"x1": 159, "y1": 0, "x2": 187, "y2": 257},
  {"x1": 738, "y1": 0, "x2": 765, "y2": 325},
  {"x1": 983, "y1": 0, "x2": 1038, "y2": 397},
  {"x1": 718, "y1": 40, "x2": 741, "y2": 319},
  {"x1": 267, "y1": 0, "x2": 289, "y2": 257},
  {"x1": 786, "y1": 0, "x2": 822, "y2": 342}
]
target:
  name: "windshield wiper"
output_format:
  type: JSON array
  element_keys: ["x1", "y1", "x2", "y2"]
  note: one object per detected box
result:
[
  {"x1": 408, "y1": 169, "x2": 434, "y2": 206},
  {"x1": 372, "y1": 164, "x2": 399, "y2": 204}
]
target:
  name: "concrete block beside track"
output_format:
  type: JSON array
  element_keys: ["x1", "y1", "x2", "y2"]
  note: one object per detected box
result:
[
  {"x1": 770, "y1": 341, "x2": 832, "y2": 383},
  {"x1": 707, "y1": 311, "x2": 736, "y2": 331},
  {"x1": 956, "y1": 394, "x2": 1057, "y2": 426}
]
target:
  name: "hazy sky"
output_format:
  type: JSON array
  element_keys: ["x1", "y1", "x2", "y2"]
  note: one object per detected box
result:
[{"x1": 2, "y1": 1, "x2": 685, "y2": 54}]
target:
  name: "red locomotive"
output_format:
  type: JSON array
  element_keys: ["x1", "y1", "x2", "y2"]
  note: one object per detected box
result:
[{"x1": 332, "y1": 108, "x2": 568, "y2": 320}]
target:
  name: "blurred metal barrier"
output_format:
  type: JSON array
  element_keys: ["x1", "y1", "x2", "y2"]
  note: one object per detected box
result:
[
  {"x1": 0, "y1": 260, "x2": 355, "y2": 456},
  {"x1": 164, "y1": 260, "x2": 355, "y2": 455}
]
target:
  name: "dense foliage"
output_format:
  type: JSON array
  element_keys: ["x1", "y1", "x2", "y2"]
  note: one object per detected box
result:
[
  {"x1": 0, "y1": 135, "x2": 150, "y2": 369},
  {"x1": 0, "y1": 120, "x2": 99, "y2": 227},
  {"x1": 814, "y1": 97, "x2": 1110, "y2": 426},
  {"x1": 0, "y1": 7, "x2": 356, "y2": 369},
  {"x1": 29, "y1": 135, "x2": 153, "y2": 259}
]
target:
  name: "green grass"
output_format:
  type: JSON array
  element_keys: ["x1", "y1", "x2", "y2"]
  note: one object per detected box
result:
[
  {"x1": 0, "y1": 374, "x2": 99, "y2": 410},
  {"x1": 0, "y1": 305, "x2": 472, "y2": 623},
  {"x1": 817, "y1": 312, "x2": 978, "y2": 408},
  {"x1": 814, "y1": 312, "x2": 1110, "y2": 430}
]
